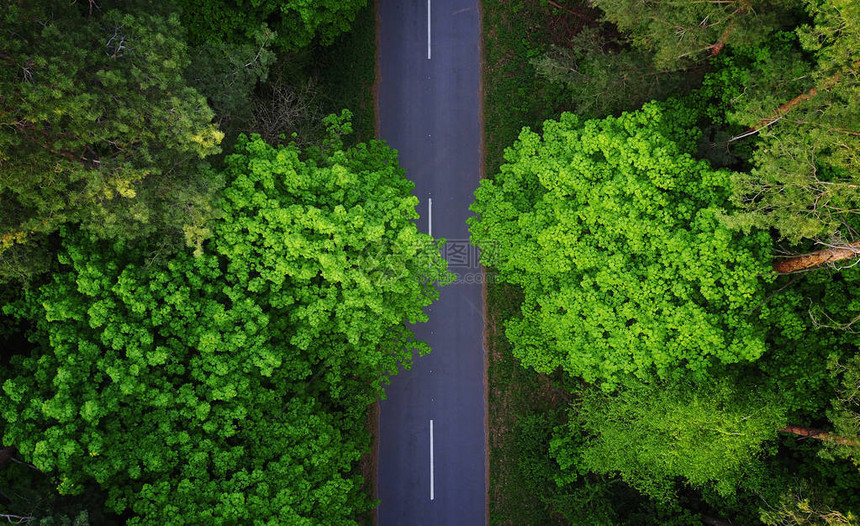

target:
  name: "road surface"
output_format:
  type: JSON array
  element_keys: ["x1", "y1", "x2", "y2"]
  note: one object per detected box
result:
[{"x1": 376, "y1": 0, "x2": 486, "y2": 524}]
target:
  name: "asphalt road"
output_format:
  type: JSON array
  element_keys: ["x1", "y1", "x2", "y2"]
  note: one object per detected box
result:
[{"x1": 376, "y1": 0, "x2": 486, "y2": 524}]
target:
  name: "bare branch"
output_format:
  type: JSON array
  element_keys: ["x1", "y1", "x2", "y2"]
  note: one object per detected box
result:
[
  {"x1": 546, "y1": 0, "x2": 588, "y2": 19},
  {"x1": 9, "y1": 457, "x2": 40, "y2": 472},
  {"x1": 0, "y1": 514, "x2": 34, "y2": 525}
]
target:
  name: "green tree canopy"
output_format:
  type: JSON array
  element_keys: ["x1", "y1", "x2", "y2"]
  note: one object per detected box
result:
[
  {"x1": 552, "y1": 379, "x2": 788, "y2": 502},
  {"x1": 0, "y1": 2, "x2": 223, "y2": 281},
  {"x1": 591, "y1": 0, "x2": 802, "y2": 70},
  {"x1": 175, "y1": 0, "x2": 368, "y2": 51},
  {"x1": 821, "y1": 354, "x2": 860, "y2": 466},
  {"x1": 0, "y1": 123, "x2": 450, "y2": 525},
  {"x1": 704, "y1": 0, "x2": 860, "y2": 243},
  {"x1": 469, "y1": 102, "x2": 773, "y2": 387},
  {"x1": 185, "y1": 24, "x2": 277, "y2": 130}
]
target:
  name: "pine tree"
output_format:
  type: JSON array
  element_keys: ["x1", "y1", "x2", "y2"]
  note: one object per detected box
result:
[{"x1": 0, "y1": 2, "x2": 223, "y2": 282}]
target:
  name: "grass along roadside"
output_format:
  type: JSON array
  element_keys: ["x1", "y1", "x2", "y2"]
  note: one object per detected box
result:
[
  {"x1": 482, "y1": 0, "x2": 597, "y2": 174},
  {"x1": 481, "y1": 1, "x2": 600, "y2": 524},
  {"x1": 486, "y1": 276, "x2": 570, "y2": 525}
]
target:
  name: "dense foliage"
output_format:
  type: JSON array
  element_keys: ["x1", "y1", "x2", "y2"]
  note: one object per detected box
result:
[
  {"x1": 554, "y1": 379, "x2": 788, "y2": 501},
  {"x1": 4, "y1": 0, "x2": 860, "y2": 522},
  {"x1": 590, "y1": 0, "x2": 800, "y2": 69},
  {"x1": 1, "y1": 125, "x2": 449, "y2": 524},
  {"x1": 479, "y1": 1, "x2": 860, "y2": 522},
  {"x1": 715, "y1": 0, "x2": 860, "y2": 243},
  {"x1": 176, "y1": 0, "x2": 368, "y2": 51},
  {"x1": 0, "y1": 0, "x2": 397, "y2": 522},
  {"x1": 470, "y1": 102, "x2": 772, "y2": 387},
  {"x1": 0, "y1": 2, "x2": 224, "y2": 282},
  {"x1": 185, "y1": 25, "x2": 278, "y2": 130},
  {"x1": 532, "y1": 28, "x2": 702, "y2": 119}
]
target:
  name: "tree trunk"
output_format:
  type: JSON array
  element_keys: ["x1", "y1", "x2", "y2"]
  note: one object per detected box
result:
[
  {"x1": 750, "y1": 87, "x2": 819, "y2": 131},
  {"x1": 772, "y1": 241, "x2": 860, "y2": 273},
  {"x1": 732, "y1": 71, "x2": 846, "y2": 141},
  {"x1": 708, "y1": 26, "x2": 735, "y2": 57},
  {"x1": 707, "y1": 0, "x2": 751, "y2": 57},
  {"x1": 780, "y1": 425, "x2": 860, "y2": 447},
  {"x1": 0, "y1": 514, "x2": 36, "y2": 524}
]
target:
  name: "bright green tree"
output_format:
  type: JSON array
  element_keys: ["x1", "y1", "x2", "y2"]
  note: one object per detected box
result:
[
  {"x1": 0, "y1": 2, "x2": 223, "y2": 281},
  {"x1": 469, "y1": 102, "x2": 773, "y2": 387},
  {"x1": 0, "y1": 120, "x2": 450, "y2": 525}
]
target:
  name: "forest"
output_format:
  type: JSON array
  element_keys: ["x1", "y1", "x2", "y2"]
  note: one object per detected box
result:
[
  {"x1": 0, "y1": 1, "x2": 442, "y2": 523},
  {"x1": 479, "y1": 0, "x2": 860, "y2": 524},
  {"x1": 0, "y1": 0, "x2": 858, "y2": 525}
]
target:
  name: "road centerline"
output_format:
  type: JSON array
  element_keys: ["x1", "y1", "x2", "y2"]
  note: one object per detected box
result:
[
  {"x1": 430, "y1": 419, "x2": 435, "y2": 501},
  {"x1": 427, "y1": 0, "x2": 432, "y2": 60},
  {"x1": 428, "y1": 198, "x2": 433, "y2": 237}
]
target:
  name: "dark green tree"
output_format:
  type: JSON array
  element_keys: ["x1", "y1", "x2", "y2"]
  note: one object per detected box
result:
[
  {"x1": 0, "y1": 2, "x2": 223, "y2": 282},
  {"x1": 0, "y1": 452, "x2": 107, "y2": 526},
  {"x1": 185, "y1": 24, "x2": 277, "y2": 129},
  {"x1": 532, "y1": 27, "x2": 704, "y2": 119},
  {"x1": 819, "y1": 354, "x2": 860, "y2": 462},
  {"x1": 591, "y1": 0, "x2": 801, "y2": 69},
  {"x1": 712, "y1": 0, "x2": 860, "y2": 247},
  {"x1": 175, "y1": 0, "x2": 368, "y2": 51}
]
